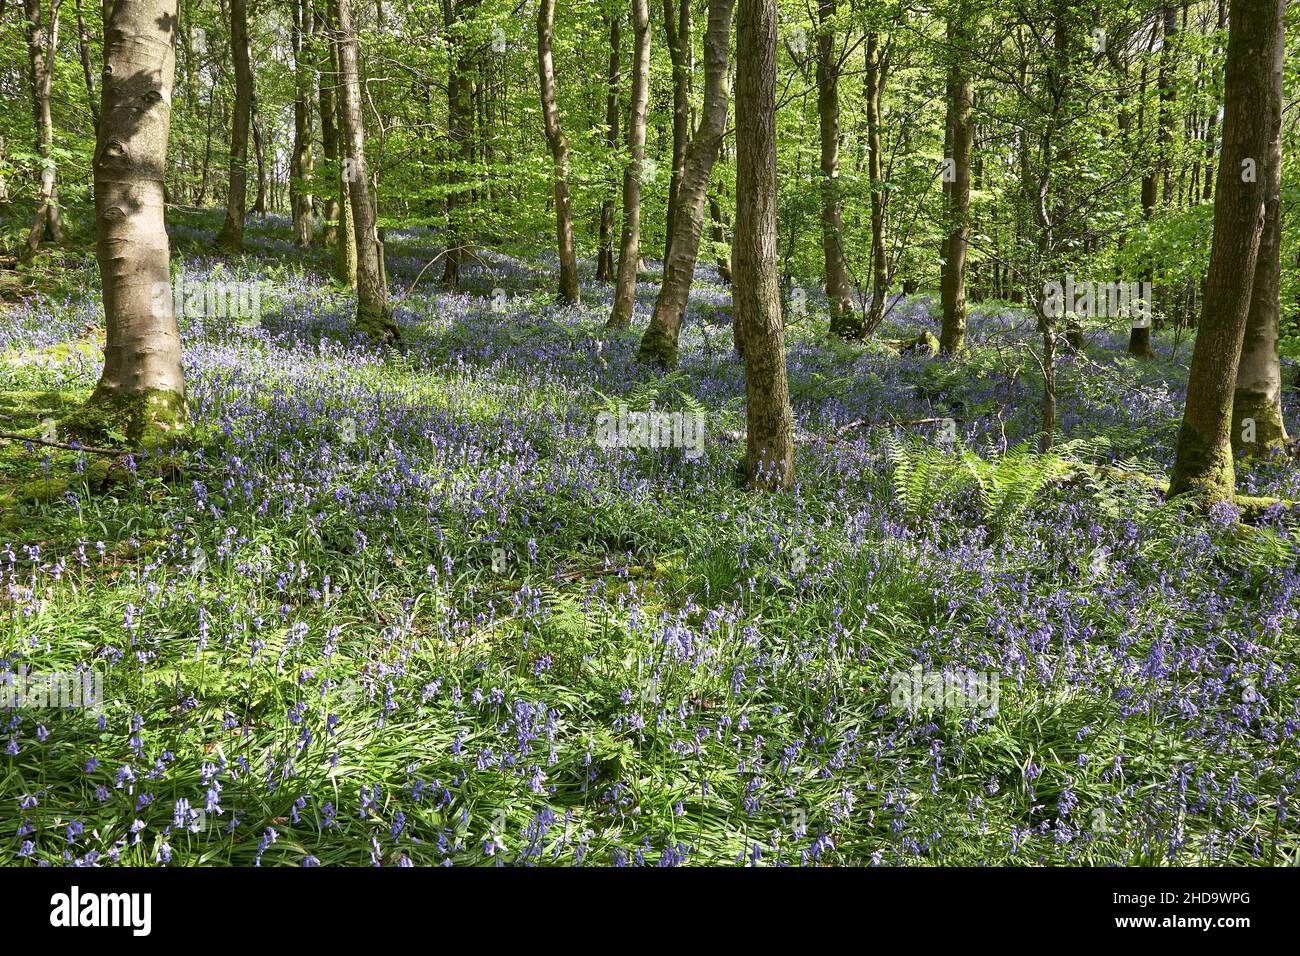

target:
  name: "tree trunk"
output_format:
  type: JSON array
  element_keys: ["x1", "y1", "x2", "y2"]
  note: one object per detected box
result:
[
  {"x1": 536, "y1": 0, "x2": 581, "y2": 303},
  {"x1": 332, "y1": 0, "x2": 396, "y2": 339},
  {"x1": 1129, "y1": 25, "x2": 1159, "y2": 356},
  {"x1": 1202, "y1": 0, "x2": 1227, "y2": 202},
  {"x1": 863, "y1": 33, "x2": 888, "y2": 335},
  {"x1": 1157, "y1": 4, "x2": 1179, "y2": 207},
  {"x1": 597, "y1": 14, "x2": 621, "y2": 281},
  {"x1": 315, "y1": 2, "x2": 340, "y2": 248},
  {"x1": 70, "y1": 0, "x2": 188, "y2": 444},
  {"x1": 608, "y1": 0, "x2": 651, "y2": 326},
  {"x1": 735, "y1": 0, "x2": 793, "y2": 490},
  {"x1": 1231, "y1": 3, "x2": 1288, "y2": 456},
  {"x1": 291, "y1": 0, "x2": 315, "y2": 247},
  {"x1": 22, "y1": 0, "x2": 64, "y2": 258},
  {"x1": 636, "y1": 0, "x2": 734, "y2": 365},
  {"x1": 442, "y1": 0, "x2": 476, "y2": 287},
  {"x1": 251, "y1": 95, "x2": 268, "y2": 215},
  {"x1": 816, "y1": 0, "x2": 854, "y2": 336},
  {"x1": 709, "y1": 191, "x2": 731, "y2": 283},
  {"x1": 1168, "y1": 0, "x2": 1283, "y2": 501},
  {"x1": 74, "y1": 0, "x2": 100, "y2": 133},
  {"x1": 663, "y1": 0, "x2": 691, "y2": 263},
  {"x1": 939, "y1": 3, "x2": 972, "y2": 354},
  {"x1": 215, "y1": 0, "x2": 253, "y2": 253}
]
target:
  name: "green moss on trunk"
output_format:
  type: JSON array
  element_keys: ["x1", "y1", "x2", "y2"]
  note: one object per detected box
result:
[
  {"x1": 1168, "y1": 420, "x2": 1236, "y2": 503},
  {"x1": 61, "y1": 388, "x2": 188, "y2": 448},
  {"x1": 636, "y1": 326, "x2": 681, "y2": 368},
  {"x1": 1231, "y1": 387, "x2": 1289, "y2": 456},
  {"x1": 355, "y1": 304, "x2": 400, "y2": 345}
]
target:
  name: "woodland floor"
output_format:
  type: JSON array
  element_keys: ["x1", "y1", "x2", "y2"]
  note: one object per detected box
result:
[{"x1": 1, "y1": 210, "x2": 1298, "y2": 865}]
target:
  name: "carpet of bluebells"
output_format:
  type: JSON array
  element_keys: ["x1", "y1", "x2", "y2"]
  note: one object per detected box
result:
[{"x1": 2, "y1": 210, "x2": 1299, "y2": 866}]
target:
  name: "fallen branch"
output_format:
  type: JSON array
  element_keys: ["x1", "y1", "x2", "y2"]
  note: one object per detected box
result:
[
  {"x1": 0, "y1": 430, "x2": 129, "y2": 457},
  {"x1": 833, "y1": 416, "x2": 954, "y2": 439}
]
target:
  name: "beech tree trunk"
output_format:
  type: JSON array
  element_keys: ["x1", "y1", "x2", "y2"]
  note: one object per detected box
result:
[
  {"x1": 215, "y1": 0, "x2": 253, "y2": 253},
  {"x1": 74, "y1": 0, "x2": 100, "y2": 133},
  {"x1": 251, "y1": 94, "x2": 268, "y2": 214},
  {"x1": 441, "y1": 0, "x2": 476, "y2": 287},
  {"x1": 709, "y1": 191, "x2": 732, "y2": 283},
  {"x1": 537, "y1": 0, "x2": 581, "y2": 303},
  {"x1": 608, "y1": 0, "x2": 651, "y2": 326},
  {"x1": 332, "y1": 0, "x2": 396, "y2": 339},
  {"x1": 1168, "y1": 0, "x2": 1283, "y2": 501},
  {"x1": 939, "y1": 3, "x2": 972, "y2": 354},
  {"x1": 1230, "y1": 3, "x2": 1288, "y2": 456},
  {"x1": 315, "y1": 2, "x2": 340, "y2": 248},
  {"x1": 663, "y1": 0, "x2": 691, "y2": 263},
  {"x1": 291, "y1": 0, "x2": 315, "y2": 247},
  {"x1": 597, "y1": 14, "x2": 621, "y2": 282},
  {"x1": 22, "y1": 0, "x2": 63, "y2": 258},
  {"x1": 636, "y1": 0, "x2": 734, "y2": 366},
  {"x1": 73, "y1": 0, "x2": 188, "y2": 444},
  {"x1": 816, "y1": 0, "x2": 854, "y2": 336},
  {"x1": 735, "y1": 0, "x2": 793, "y2": 490},
  {"x1": 863, "y1": 33, "x2": 888, "y2": 335}
]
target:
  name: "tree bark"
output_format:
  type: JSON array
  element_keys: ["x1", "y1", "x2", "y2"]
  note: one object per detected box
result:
[
  {"x1": 663, "y1": 0, "x2": 691, "y2": 263},
  {"x1": 332, "y1": 0, "x2": 396, "y2": 339},
  {"x1": 1168, "y1": 0, "x2": 1283, "y2": 501},
  {"x1": 291, "y1": 0, "x2": 315, "y2": 246},
  {"x1": 215, "y1": 0, "x2": 253, "y2": 253},
  {"x1": 863, "y1": 33, "x2": 888, "y2": 335},
  {"x1": 816, "y1": 0, "x2": 854, "y2": 336},
  {"x1": 939, "y1": 2, "x2": 972, "y2": 354},
  {"x1": 1231, "y1": 3, "x2": 1288, "y2": 456},
  {"x1": 22, "y1": 0, "x2": 64, "y2": 258},
  {"x1": 709, "y1": 191, "x2": 732, "y2": 283},
  {"x1": 74, "y1": 0, "x2": 101, "y2": 133},
  {"x1": 1129, "y1": 24, "x2": 1159, "y2": 356},
  {"x1": 315, "y1": 2, "x2": 340, "y2": 248},
  {"x1": 536, "y1": 0, "x2": 581, "y2": 303},
  {"x1": 251, "y1": 94, "x2": 268, "y2": 214},
  {"x1": 735, "y1": 0, "x2": 793, "y2": 489},
  {"x1": 72, "y1": 0, "x2": 188, "y2": 444},
  {"x1": 597, "y1": 14, "x2": 621, "y2": 281},
  {"x1": 608, "y1": 0, "x2": 651, "y2": 326},
  {"x1": 441, "y1": 0, "x2": 477, "y2": 286},
  {"x1": 636, "y1": 0, "x2": 734, "y2": 365}
]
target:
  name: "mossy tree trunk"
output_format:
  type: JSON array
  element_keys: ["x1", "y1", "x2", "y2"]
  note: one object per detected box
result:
[
  {"x1": 1168, "y1": 0, "x2": 1283, "y2": 501},
  {"x1": 314, "y1": 2, "x2": 340, "y2": 249},
  {"x1": 1231, "y1": 1, "x2": 1288, "y2": 456},
  {"x1": 735, "y1": 0, "x2": 793, "y2": 490},
  {"x1": 21, "y1": 0, "x2": 64, "y2": 258},
  {"x1": 596, "y1": 14, "x2": 621, "y2": 282},
  {"x1": 939, "y1": 0, "x2": 972, "y2": 355},
  {"x1": 290, "y1": 0, "x2": 315, "y2": 248},
  {"x1": 608, "y1": 0, "x2": 651, "y2": 327},
  {"x1": 332, "y1": 0, "x2": 395, "y2": 340},
  {"x1": 863, "y1": 33, "x2": 889, "y2": 335},
  {"x1": 817, "y1": 0, "x2": 855, "y2": 337},
  {"x1": 636, "y1": 0, "x2": 734, "y2": 366},
  {"x1": 537, "y1": 0, "x2": 581, "y2": 304},
  {"x1": 215, "y1": 0, "x2": 253, "y2": 254},
  {"x1": 441, "y1": 0, "x2": 477, "y2": 288},
  {"x1": 662, "y1": 0, "x2": 691, "y2": 264},
  {"x1": 73, "y1": 0, "x2": 188, "y2": 445}
]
